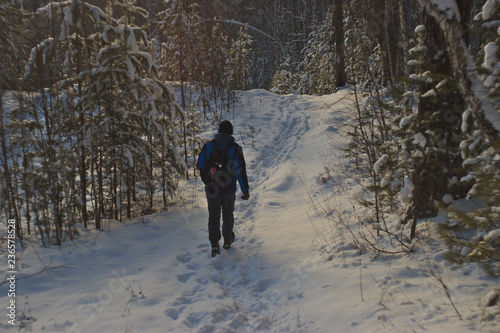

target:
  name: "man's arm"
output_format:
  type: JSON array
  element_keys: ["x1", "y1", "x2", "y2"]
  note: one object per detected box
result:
[{"x1": 236, "y1": 145, "x2": 249, "y2": 199}]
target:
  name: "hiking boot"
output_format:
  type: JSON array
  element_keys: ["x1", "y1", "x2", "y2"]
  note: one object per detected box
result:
[
  {"x1": 223, "y1": 232, "x2": 235, "y2": 249},
  {"x1": 211, "y1": 243, "x2": 220, "y2": 257}
]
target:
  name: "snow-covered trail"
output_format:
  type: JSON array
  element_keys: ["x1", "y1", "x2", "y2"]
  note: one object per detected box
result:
[
  {"x1": 3, "y1": 89, "x2": 497, "y2": 333},
  {"x1": 1, "y1": 89, "x2": 334, "y2": 333},
  {"x1": 160, "y1": 90, "x2": 319, "y2": 332}
]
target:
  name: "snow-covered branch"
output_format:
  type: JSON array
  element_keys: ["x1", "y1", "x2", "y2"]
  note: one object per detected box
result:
[
  {"x1": 417, "y1": 0, "x2": 500, "y2": 136},
  {"x1": 200, "y1": 17, "x2": 286, "y2": 54}
]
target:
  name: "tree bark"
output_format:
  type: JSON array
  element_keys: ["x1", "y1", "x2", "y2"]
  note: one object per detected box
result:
[
  {"x1": 385, "y1": 0, "x2": 398, "y2": 85},
  {"x1": 399, "y1": 0, "x2": 410, "y2": 91},
  {"x1": 332, "y1": 0, "x2": 346, "y2": 87}
]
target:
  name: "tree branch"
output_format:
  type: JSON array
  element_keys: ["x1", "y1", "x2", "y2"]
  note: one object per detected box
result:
[
  {"x1": 416, "y1": 0, "x2": 500, "y2": 142},
  {"x1": 199, "y1": 17, "x2": 286, "y2": 55}
]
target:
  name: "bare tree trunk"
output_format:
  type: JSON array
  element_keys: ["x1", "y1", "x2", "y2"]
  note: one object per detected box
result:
[
  {"x1": 332, "y1": 0, "x2": 346, "y2": 87},
  {"x1": 385, "y1": 0, "x2": 398, "y2": 85},
  {"x1": 113, "y1": 161, "x2": 119, "y2": 221},
  {"x1": 20, "y1": 124, "x2": 31, "y2": 236},
  {"x1": 149, "y1": 134, "x2": 154, "y2": 210},
  {"x1": 74, "y1": 3, "x2": 89, "y2": 229},
  {"x1": 97, "y1": 135, "x2": 104, "y2": 230},
  {"x1": 0, "y1": 91, "x2": 22, "y2": 243},
  {"x1": 127, "y1": 170, "x2": 132, "y2": 219},
  {"x1": 399, "y1": 0, "x2": 410, "y2": 92}
]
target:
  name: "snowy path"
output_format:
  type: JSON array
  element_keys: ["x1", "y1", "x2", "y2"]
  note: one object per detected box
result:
[
  {"x1": 161, "y1": 91, "x2": 313, "y2": 332},
  {"x1": 1, "y1": 90, "x2": 322, "y2": 333},
  {"x1": 2, "y1": 89, "x2": 498, "y2": 333}
]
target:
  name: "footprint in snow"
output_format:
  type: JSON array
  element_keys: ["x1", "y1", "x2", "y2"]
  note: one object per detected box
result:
[
  {"x1": 186, "y1": 262, "x2": 201, "y2": 270},
  {"x1": 196, "y1": 276, "x2": 209, "y2": 285},
  {"x1": 177, "y1": 272, "x2": 195, "y2": 283},
  {"x1": 165, "y1": 308, "x2": 180, "y2": 320},
  {"x1": 176, "y1": 253, "x2": 194, "y2": 264}
]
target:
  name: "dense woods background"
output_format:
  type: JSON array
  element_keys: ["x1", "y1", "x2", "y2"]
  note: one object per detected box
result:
[{"x1": 1, "y1": 0, "x2": 498, "y2": 275}]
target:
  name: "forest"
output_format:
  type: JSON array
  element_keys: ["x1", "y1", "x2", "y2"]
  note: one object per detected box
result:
[{"x1": 0, "y1": 0, "x2": 499, "y2": 276}]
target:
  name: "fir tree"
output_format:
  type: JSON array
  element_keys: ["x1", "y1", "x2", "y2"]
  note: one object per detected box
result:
[
  {"x1": 226, "y1": 25, "x2": 255, "y2": 91},
  {"x1": 295, "y1": 8, "x2": 335, "y2": 95},
  {"x1": 270, "y1": 55, "x2": 295, "y2": 95},
  {"x1": 21, "y1": 0, "x2": 112, "y2": 242},
  {"x1": 436, "y1": 0, "x2": 500, "y2": 276},
  {"x1": 376, "y1": 20, "x2": 467, "y2": 240},
  {"x1": 0, "y1": 2, "x2": 31, "y2": 241},
  {"x1": 18, "y1": 0, "x2": 186, "y2": 240},
  {"x1": 86, "y1": 0, "x2": 186, "y2": 220}
]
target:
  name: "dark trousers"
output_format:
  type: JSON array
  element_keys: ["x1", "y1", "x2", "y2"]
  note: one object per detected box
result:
[{"x1": 207, "y1": 191, "x2": 236, "y2": 244}]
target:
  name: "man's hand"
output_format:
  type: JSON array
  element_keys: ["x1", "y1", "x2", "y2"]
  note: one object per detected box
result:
[{"x1": 241, "y1": 192, "x2": 250, "y2": 200}]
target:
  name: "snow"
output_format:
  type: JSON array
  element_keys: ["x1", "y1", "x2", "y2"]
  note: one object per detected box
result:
[
  {"x1": 399, "y1": 116, "x2": 411, "y2": 128},
  {"x1": 469, "y1": 74, "x2": 500, "y2": 132},
  {"x1": 23, "y1": 38, "x2": 55, "y2": 80},
  {"x1": 84, "y1": 2, "x2": 108, "y2": 26},
  {"x1": 1, "y1": 89, "x2": 499, "y2": 332},
  {"x1": 484, "y1": 228, "x2": 500, "y2": 242},
  {"x1": 36, "y1": 1, "x2": 70, "y2": 20},
  {"x1": 442, "y1": 193, "x2": 454, "y2": 204},
  {"x1": 462, "y1": 109, "x2": 472, "y2": 132},
  {"x1": 484, "y1": 42, "x2": 499, "y2": 70},
  {"x1": 415, "y1": 25, "x2": 426, "y2": 33},
  {"x1": 401, "y1": 177, "x2": 415, "y2": 200},
  {"x1": 374, "y1": 154, "x2": 388, "y2": 174},
  {"x1": 413, "y1": 132, "x2": 427, "y2": 148},
  {"x1": 422, "y1": 88, "x2": 437, "y2": 98},
  {"x1": 482, "y1": 0, "x2": 498, "y2": 20},
  {"x1": 409, "y1": 73, "x2": 424, "y2": 81},
  {"x1": 60, "y1": 4, "x2": 74, "y2": 40},
  {"x1": 380, "y1": 175, "x2": 392, "y2": 188},
  {"x1": 125, "y1": 56, "x2": 135, "y2": 80},
  {"x1": 409, "y1": 46, "x2": 427, "y2": 54},
  {"x1": 123, "y1": 147, "x2": 134, "y2": 167},
  {"x1": 125, "y1": 27, "x2": 137, "y2": 53},
  {"x1": 436, "y1": 78, "x2": 448, "y2": 90},
  {"x1": 430, "y1": 0, "x2": 460, "y2": 20}
]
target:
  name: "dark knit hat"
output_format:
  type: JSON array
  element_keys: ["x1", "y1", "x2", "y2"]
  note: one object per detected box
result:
[{"x1": 218, "y1": 120, "x2": 233, "y2": 135}]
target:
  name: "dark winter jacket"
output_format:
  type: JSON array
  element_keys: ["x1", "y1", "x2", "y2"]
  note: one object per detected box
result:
[{"x1": 197, "y1": 133, "x2": 249, "y2": 195}]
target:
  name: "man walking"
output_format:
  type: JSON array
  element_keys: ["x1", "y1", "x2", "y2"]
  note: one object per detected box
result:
[{"x1": 197, "y1": 120, "x2": 250, "y2": 257}]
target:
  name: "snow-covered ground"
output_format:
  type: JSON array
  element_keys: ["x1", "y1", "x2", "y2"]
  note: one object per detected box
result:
[{"x1": 1, "y1": 89, "x2": 499, "y2": 332}]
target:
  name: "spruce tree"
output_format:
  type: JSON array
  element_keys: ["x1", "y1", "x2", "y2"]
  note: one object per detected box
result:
[
  {"x1": 295, "y1": 8, "x2": 335, "y2": 95},
  {"x1": 376, "y1": 18, "x2": 467, "y2": 241},
  {"x1": 0, "y1": 2, "x2": 31, "y2": 241},
  {"x1": 226, "y1": 25, "x2": 255, "y2": 91},
  {"x1": 270, "y1": 55, "x2": 295, "y2": 94},
  {"x1": 19, "y1": 0, "x2": 186, "y2": 239},
  {"x1": 86, "y1": 0, "x2": 186, "y2": 220},
  {"x1": 21, "y1": 0, "x2": 110, "y2": 242},
  {"x1": 436, "y1": 0, "x2": 500, "y2": 276}
]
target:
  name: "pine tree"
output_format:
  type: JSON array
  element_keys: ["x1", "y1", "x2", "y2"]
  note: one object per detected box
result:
[
  {"x1": 226, "y1": 25, "x2": 255, "y2": 92},
  {"x1": 375, "y1": 17, "x2": 467, "y2": 241},
  {"x1": 332, "y1": 0, "x2": 346, "y2": 87},
  {"x1": 435, "y1": 0, "x2": 500, "y2": 276},
  {"x1": 193, "y1": 21, "x2": 230, "y2": 122},
  {"x1": 17, "y1": 0, "x2": 186, "y2": 241},
  {"x1": 270, "y1": 55, "x2": 295, "y2": 94},
  {"x1": 295, "y1": 8, "x2": 335, "y2": 95},
  {"x1": 86, "y1": 0, "x2": 186, "y2": 220},
  {"x1": 0, "y1": 2, "x2": 31, "y2": 242},
  {"x1": 21, "y1": 0, "x2": 111, "y2": 242}
]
